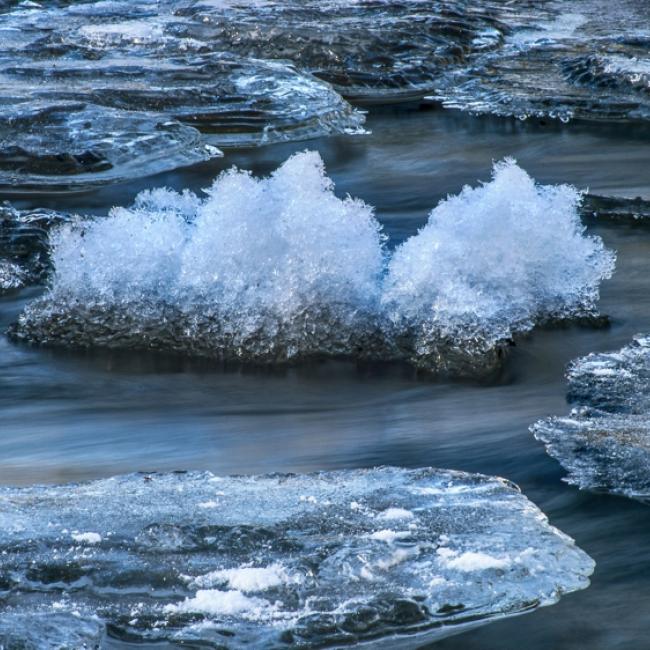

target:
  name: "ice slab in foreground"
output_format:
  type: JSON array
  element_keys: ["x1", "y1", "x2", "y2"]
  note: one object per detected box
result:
[
  {"x1": 0, "y1": 467, "x2": 594, "y2": 648},
  {"x1": 533, "y1": 336, "x2": 650, "y2": 502}
]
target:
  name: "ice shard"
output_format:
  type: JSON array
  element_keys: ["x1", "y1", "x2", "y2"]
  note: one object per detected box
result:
[{"x1": 533, "y1": 335, "x2": 650, "y2": 501}]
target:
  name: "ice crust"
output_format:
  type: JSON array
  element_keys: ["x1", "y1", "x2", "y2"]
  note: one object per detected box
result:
[
  {"x1": 0, "y1": 0, "x2": 366, "y2": 191},
  {"x1": 171, "y1": 0, "x2": 510, "y2": 103},
  {"x1": 0, "y1": 467, "x2": 594, "y2": 648},
  {"x1": 532, "y1": 335, "x2": 650, "y2": 502},
  {"x1": 431, "y1": 0, "x2": 650, "y2": 123},
  {"x1": 0, "y1": 203, "x2": 71, "y2": 294},
  {"x1": 0, "y1": 101, "x2": 218, "y2": 193},
  {"x1": 12, "y1": 153, "x2": 615, "y2": 374}
]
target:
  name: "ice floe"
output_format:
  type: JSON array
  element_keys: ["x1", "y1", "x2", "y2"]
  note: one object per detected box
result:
[
  {"x1": 0, "y1": 466, "x2": 594, "y2": 647},
  {"x1": 533, "y1": 335, "x2": 650, "y2": 502}
]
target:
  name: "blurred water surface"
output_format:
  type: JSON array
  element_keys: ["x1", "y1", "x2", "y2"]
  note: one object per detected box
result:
[{"x1": 2, "y1": 108, "x2": 650, "y2": 648}]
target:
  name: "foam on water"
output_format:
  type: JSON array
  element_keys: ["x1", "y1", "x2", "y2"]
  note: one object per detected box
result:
[
  {"x1": 12, "y1": 153, "x2": 615, "y2": 374},
  {"x1": 0, "y1": 467, "x2": 594, "y2": 647}
]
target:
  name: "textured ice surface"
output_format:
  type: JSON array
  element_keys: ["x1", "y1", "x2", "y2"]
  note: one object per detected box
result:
[
  {"x1": 582, "y1": 195, "x2": 650, "y2": 223},
  {"x1": 382, "y1": 159, "x2": 615, "y2": 371},
  {"x1": 12, "y1": 154, "x2": 615, "y2": 374},
  {"x1": 0, "y1": 2, "x2": 363, "y2": 145},
  {"x1": 14, "y1": 152, "x2": 387, "y2": 363},
  {"x1": 1, "y1": 54, "x2": 365, "y2": 149},
  {"x1": 0, "y1": 0, "x2": 365, "y2": 191},
  {"x1": 532, "y1": 335, "x2": 650, "y2": 501},
  {"x1": 0, "y1": 101, "x2": 218, "y2": 193},
  {"x1": 171, "y1": 0, "x2": 510, "y2": 103},
  {"x1": 0, "y1": 467, "x2": 594, "y2": 648},
  {"x1": 431, "y1": 0, "x2": 650, "y2": 122},
  {"x1": 0, "y1": 204, "x2": 71, "y2": 293}
]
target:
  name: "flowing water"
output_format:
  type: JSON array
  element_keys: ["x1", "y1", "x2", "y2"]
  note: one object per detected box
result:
[
  {"x1": 2, "y1": 108, "x2": 650, "y2": 648},
  {"x1": 3, "y1": 0, "x2": 650, "y2": 646}
]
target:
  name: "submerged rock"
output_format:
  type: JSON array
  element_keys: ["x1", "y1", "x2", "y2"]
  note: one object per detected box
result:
[
  {"x1": 532, "y1": 335, "x2": 650, "y2": 501},
  {"x1": 0, "y1": 467, "x2": 594, "y2": 647},
  {"x1": 11, "y1": 153, "x2": 615, "y2": 375}
]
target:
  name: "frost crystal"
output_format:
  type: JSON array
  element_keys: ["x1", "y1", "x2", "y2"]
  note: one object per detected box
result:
[{"x1": 13, "y1": 153, "x2": 615, "y2": 375}]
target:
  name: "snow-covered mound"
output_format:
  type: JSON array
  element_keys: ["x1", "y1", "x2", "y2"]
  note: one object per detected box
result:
[{"x1": 12, "y1": 153, "x2": 615, "y2": 374}]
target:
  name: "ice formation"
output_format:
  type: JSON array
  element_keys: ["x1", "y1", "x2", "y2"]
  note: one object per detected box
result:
[
  {"x1": 0, "y1": 467, "x2": 594, "y2": 647},
  {"x1": 0, "y1": 101, "x2": 218, "y2": 193},
  {"x1": 0, "y1": 204, "x2": 71, "y2": 294},
  {"x1": 171, "y1": 0, "x2": 509, "y2": 103},
  {"x1": 0, "y1": 0, "x2": 365, "y2": 191},
  {"x1": 382, "y1": 159, "x2": 615, "y2": 370},
  {"x1": 14, "y1": 151, "x2": 386, "y2": 362},
  {"x1": 533, "y1": 335, "x2": 650, "y2": 502},
  {"x1": 0, "y1": 0, "x2": 648, "y2": 196},
  {"x1": 431, "y1": 0, "x2": 650, "y2": 123},
  {"x1": 12, "y1": 153, "x2": 615, "y2": 374}
]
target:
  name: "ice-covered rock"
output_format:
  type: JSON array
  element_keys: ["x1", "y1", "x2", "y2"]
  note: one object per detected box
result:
[
  {"x1": 11, "y1": 153, "x2": 615, "y2": 374},
  {"x1": 532, "y1": 335, "x2": 650, "y2": 501},
  {"x1": 0, "y1": 467, "x2": 594, "y2": 647}
]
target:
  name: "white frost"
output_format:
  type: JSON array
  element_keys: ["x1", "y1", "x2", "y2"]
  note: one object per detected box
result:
[
  {"x1": 378, "y1": 507, "x2": 415, "y2": 521},
  {"x1": 165, "y1": 589, "x2": 270, "y2": 616},
  {"x1": 71, "y1": 532, "x2": 101, "y2": 544},
  {"x1": 191, "y1": 564, "x2": 295, "y2": 592}
]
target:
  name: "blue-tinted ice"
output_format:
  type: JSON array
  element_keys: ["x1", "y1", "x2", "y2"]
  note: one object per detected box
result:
[
  {"x1": 533, "y1": 335, "x2": 650, "y2": 502},
  {"x1": 0, "y1": 467, "x2": 594, "y2": 648},
  {"x1": 11, "y1": 152, "x2": 615, "y2": 375},
  {"x1": 432, "y1": 0, "x2": 650, "y2": 122},
  {"x1": 0, "y1": 0, "x2": 365, "y2": 192}
]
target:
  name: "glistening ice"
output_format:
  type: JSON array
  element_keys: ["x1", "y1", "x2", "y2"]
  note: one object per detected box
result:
[
  {"x1": 12, "y1": 152, "x2": 615, "y2": 374},
  {"x1": 0, "y1": 467, "x2": 594, "y2": 648}
]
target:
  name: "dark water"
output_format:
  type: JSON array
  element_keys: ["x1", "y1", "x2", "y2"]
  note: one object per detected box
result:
[{"x1": 3, "y1": 108, "x2": 650, "y2": 648}]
